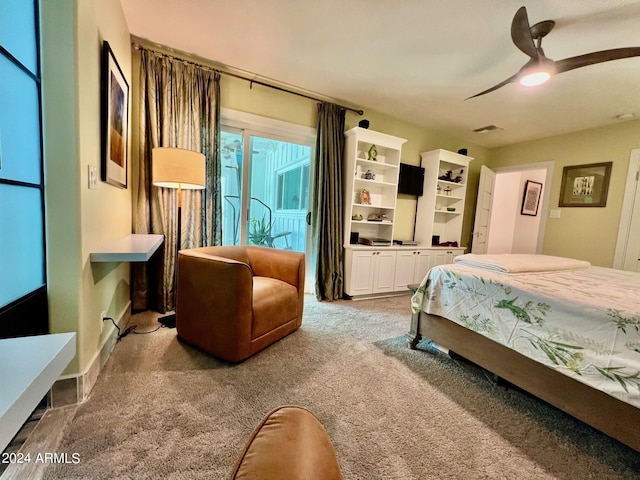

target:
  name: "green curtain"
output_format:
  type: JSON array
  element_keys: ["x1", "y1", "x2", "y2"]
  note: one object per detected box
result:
[
  {"x1": 312, "y1": 102, "x2": 346, "y2": 301},
  {"x1": 133, "y1": 48, "x2": 221, "y2": 312}
]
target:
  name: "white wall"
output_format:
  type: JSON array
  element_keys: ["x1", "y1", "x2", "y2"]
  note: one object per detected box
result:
[
  {"x1": 512, "y1": 169, "x2": 546, "y2": 253},
  {"x1": 487, "y1": 169, "x2": 546, "y2": 254}
]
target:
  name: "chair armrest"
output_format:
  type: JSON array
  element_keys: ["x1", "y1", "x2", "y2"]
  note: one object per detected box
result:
[
  {"x1": 176, "y1": 250, "x2": 254, "y2": 361},
  {"x1": 246, "y1": 246, "x2": 305, "y2": 289}
]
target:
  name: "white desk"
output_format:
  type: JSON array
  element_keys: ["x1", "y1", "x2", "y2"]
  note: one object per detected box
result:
[
  {"x1": 90, "y1": 234, "x2": 164, "y2": 262},
  {"x1": 0, "y1": 332, "x2": 76, "y2": 452}
]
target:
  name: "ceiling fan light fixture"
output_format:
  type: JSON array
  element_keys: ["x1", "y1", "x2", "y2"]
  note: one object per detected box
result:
[
  {"x1": 519, "y1": 70, "x2": 551, "y2": 87},
  {"x1": 517, "y1": 57, "x2": 556, "y2": 87}
]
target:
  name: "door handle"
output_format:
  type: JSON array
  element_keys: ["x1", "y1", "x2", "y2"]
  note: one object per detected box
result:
[{"x1": 306, "y1": 212, "x2": 311, "y2": 225}]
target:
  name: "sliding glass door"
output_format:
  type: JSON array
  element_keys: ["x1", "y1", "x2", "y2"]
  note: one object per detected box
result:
[{"x1": 221, "y1": 127, "x2": 312, "y2": 254}]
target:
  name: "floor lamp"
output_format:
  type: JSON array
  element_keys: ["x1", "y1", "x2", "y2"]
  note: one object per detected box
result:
[{"x1": 152, "y1": 147, "x2": 206, "y2": 327}]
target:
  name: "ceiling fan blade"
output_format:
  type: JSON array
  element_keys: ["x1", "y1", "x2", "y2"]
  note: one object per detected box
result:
[
  {"x1": 466, "y1": 74, "x2": 518, "y2": 100},
  {"x1": 555, "y1": 47, "x2": 640, "y2": 74},
  {"x1": 511, "y1": 6, "x2": 538, "y2": 60}
]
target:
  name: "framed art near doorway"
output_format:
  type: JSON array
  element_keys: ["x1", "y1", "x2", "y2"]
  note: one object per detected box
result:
[
  {"x1": 521, "y1": 180, "x2": 542, "y2": 216},
  {"x1": 101, "y1": 41, "x2": 129, "y2": 188},
  {"x1": 558, "y1": 162, "x2": 612, "y2": 207}
]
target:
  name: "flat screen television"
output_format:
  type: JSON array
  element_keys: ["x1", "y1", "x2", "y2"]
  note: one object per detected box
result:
[{"x1": 398, "y1": 163, "x2": 425, "y2": 196}]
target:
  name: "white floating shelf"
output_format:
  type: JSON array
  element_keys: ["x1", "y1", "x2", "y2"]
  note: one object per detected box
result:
[
  {"x1": 90, "y1": 234, "x2": 164, "y2": 263},
  {"x1": 0, "y1": 333, "x2": 76, "y2": 452}
]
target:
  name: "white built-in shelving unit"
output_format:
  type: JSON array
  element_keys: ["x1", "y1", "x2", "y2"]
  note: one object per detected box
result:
[
  {"x1": 343, "y1": 127, "x2": 407, "y2": 247},
  {"x1": 415, "y1": 149, "x2": 473, "y2": 247},
  {"x1": 343, "y1": 134, "x2": 473, "y2": 298}
]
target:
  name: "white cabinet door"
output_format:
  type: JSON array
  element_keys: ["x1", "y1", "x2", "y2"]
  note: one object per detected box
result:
[
  {"x1": 414, "y1": 250, "x2": 432, "y2": 284},
  {"x1": 431, "y1": 251, "x2": 448, "y2": 268},
  {"x1": 393, "y1": 250, "x2": 417, "y2": 290},
  {"x1": 373, "y1": 250, "x2": 396, "y2": 293},
  {"x1": 449, "y1": 248, "x2": 465, "y2": 263},
  {"x1": 349, "y1": 250, "x2": 374, "y2": 295}
]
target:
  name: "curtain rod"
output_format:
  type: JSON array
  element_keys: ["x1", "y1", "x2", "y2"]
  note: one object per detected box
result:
[{"x1": 132, "y1": 43, "x2": 364, "y2": 116}]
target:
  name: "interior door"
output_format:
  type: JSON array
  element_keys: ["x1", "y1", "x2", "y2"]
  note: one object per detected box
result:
[
  {"x1": 621, "y1": 155, "x2": 640, "y2": 271},
  {"x1": 471, "y1": 165, "x2": 496, "y2": 254}
]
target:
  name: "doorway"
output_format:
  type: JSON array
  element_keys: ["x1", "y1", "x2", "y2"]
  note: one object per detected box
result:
[
  {"x1": 219, "y1": 109, "x2": 316, "y2": 290},
  {"x1": 473, "y1": 162, "x2": 553, "y2": 254}
]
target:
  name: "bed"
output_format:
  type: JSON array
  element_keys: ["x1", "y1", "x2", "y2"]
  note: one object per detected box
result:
[{"x1": 408, "y1": 253, "x2": 640, "y2": 452}]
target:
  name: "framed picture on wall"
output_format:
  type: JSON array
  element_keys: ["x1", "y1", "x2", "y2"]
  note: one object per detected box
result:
[
  {"x1": 101, "y1": 41, "x2": 129, "y2": 188},
  {"x1": 521, "y1": 180, "x2": 543, "y2": 216},
  {"x1": 558, "y1": 162, "x2": 612, "y2": 207}
]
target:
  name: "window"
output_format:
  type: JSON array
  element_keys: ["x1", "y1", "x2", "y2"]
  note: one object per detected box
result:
[
  {"x1": 276, "y1": 163, "x2": 309, "y2": 211},
  {"x1": 0, "y1": 0, "x2": 47, "y2": 338}
]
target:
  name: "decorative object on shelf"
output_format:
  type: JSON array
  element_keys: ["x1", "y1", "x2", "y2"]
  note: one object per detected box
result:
[
  {"x1": 358, "y1": 119, "x2": 370, "y2": 129},
  {"x1": 352, "y1": 213, "x2": 363, "y2": 221},
  {"x1": 457, "y1": 148, "x2": 468, "y2": 155},
  {"x1": 431, "y1": 235, "x2": 440, "y2": 246},
  {"x1": 350, "y1": 232, "x2": 359, "y2": 244},
  {"x1": 359, "y1": 189, "x2": 371, "y2": 205},
  {"x1": 558, "y1": 162, "x2": 612, "y2": 207},
  {"x1": 444, "y1": 186, "x2": 452, "y2": 196},
  {"x1": 367, "y1": 213, "x2": 389, "y2": 222},
  {"x1": 438, "y1": 170, "x2": 453, "y2": 181},
  {"x1": 435, "y1": 203, "x2": 443, "y2": 210},
  {"x1": 355, "y1": 164, "x2": 362, "y2": 177},
  {"x1": 437, "y1": 241, "x2": 459, "y2": 247},
  {"x1": 363, "y1": 169, "x2": 375, "y2": 180},
  {"x1": 437, "y1": 185, "x2": 442, "y2": 194},
  {"x1": 447, "y1": 207, "x2": 456, "y2": 212},
  {"x1": 521, "y1": 180, "x2": 543, "y2": 216},
  {"x1": 101, "y1": 41, "x2": 130, "y2": 188},
  {"x1": 453, "y1": 169, "x2": 464, "y2": 183},
  {"x1": 368, "y1": 144, "x2": 378, "y2": 161}
]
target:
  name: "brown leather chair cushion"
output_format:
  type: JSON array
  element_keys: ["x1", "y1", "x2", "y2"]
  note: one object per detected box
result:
[
  {"x1": 230, "y1": 406, "x2": 343, "y2": 480},
  {"x1": 252, "y1": 277, "x2": 298, "y2": 338}
]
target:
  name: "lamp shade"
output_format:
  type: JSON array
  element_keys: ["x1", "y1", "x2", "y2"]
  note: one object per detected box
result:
[{"x1": 152, "y1": 147, "x2": 206, "y2": 190}]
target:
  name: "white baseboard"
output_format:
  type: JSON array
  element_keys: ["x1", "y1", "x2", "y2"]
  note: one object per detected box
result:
[{"x1": 49, "y1": 302, "x2": 131, "y2": 407}]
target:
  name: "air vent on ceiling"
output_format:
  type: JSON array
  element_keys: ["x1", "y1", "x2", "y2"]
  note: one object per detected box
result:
[{"x1": 473, "y1": 124, "x2": 504, "y2": 134}]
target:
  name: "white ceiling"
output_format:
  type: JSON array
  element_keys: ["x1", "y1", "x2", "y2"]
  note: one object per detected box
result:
[{"x1": 119, "y1": 0, "x2": 640, "y2": 148}]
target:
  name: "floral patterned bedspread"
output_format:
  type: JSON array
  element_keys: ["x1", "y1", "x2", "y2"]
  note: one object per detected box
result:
[{"x1": 411, "y1": 264, "x2": 640, "y2": 408}]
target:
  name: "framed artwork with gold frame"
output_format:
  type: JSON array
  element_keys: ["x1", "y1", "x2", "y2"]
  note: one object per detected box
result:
[{"x1": 558, "y1": 162, "x2": 612, "y2": 207}]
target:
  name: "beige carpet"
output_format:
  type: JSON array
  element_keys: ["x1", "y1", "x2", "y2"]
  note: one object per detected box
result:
[{"x1": 43, "y1": 295, "x2": 639, "y2": 479}]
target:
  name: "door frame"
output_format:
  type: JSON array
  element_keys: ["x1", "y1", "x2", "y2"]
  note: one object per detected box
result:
[{"x1": 613, "y1": 149, "x2": 640, "y2": 270}]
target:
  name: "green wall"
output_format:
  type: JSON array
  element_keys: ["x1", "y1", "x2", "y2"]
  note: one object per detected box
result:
[
  {"x1": 42, "y1": 0, "x2": 131, "y2": 375},
  {"x1": 489, "y1": 120, "x2": 640, "y2": 267}
]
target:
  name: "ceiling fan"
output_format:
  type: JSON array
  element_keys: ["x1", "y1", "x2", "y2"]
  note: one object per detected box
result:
[{"x1": 467, "y1": 6, "x2": 640, "y2": 99}]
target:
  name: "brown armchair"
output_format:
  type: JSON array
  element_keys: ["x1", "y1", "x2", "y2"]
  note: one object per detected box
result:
[{"x1": 176, "y1": 246, "x2": 305, "y2": 362}]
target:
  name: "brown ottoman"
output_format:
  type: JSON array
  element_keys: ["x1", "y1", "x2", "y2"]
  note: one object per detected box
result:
[{"x1": 230, "y1": 405, "x2": 343, "y2": 480}]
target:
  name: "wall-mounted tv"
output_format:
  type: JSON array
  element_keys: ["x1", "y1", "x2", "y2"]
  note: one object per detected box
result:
[{"x1": 398, "y1": 163, "x2": 424, "y2": 196}]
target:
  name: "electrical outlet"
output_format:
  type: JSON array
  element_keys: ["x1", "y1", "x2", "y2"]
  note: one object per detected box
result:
[{"x1": 100, "y1": 310, "x2": 106, "y2": 333}]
